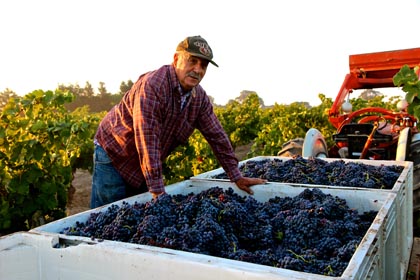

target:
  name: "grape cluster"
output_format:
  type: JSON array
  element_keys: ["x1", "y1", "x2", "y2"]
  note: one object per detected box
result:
[
  {"x1": 213, "y1": 156, "x2": 403, "y2": 189},
  {"x1": 61, "y1": 187, "x2": 376, "y2": 277}
]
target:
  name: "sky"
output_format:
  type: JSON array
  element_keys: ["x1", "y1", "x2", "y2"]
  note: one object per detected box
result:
[{"x1": 1, "y1": 0, "x2": 419, "y2": 106}]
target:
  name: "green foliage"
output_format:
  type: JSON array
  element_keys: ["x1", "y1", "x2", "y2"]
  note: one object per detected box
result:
[
  {"x1": 393, "y1": 65, "x2": 420, "y2": 119},
  {"x1": 249, "y1": 94, "x2": 335, "y2": 157},
  {"x1": 0, "y1": 90, "x2": 98, "y2": 233},
  {"x1": 0, "y1": 89, "x2": 18, "y2": 112},
  {"x1": 216, "y1": 93, "x2": 263, "y2": 148},
  {"x1": 163, "y1": 130, "x2": 218, "y2": 185},
  {"x1": 69, "y1": 107, "x2": 105, "y2": 172},
  {"x1": 348, "y1": 93, "x2": 397, "y2": 111}
]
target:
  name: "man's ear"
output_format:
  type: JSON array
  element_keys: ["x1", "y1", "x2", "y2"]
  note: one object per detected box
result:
[{"x1": 173, "y1": 52, "x2": 180, "y2": 66}]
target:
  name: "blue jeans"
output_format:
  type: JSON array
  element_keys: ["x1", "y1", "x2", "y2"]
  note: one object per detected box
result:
[{"x1": 90, "y1": 144, "x2": 127, "y2": 208}]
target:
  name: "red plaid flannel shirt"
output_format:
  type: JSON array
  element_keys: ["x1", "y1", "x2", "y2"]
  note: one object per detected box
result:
[{"x1": 95, "y1": 64, "x2": 241, "y2": 193}]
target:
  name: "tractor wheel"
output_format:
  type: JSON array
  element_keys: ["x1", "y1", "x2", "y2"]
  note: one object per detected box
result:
[
  {"x1": 302, "y1": 128, "x2": 328, "y2": 158},
  {"x1": 396, "y1": 127, "x2": 411, "y2": 161},
  {"x1": 409, "y1": 138, "x2": 420, "y2": 236},
  {"x1": 409, "y1": 139, "x2": 420, "y2": 212},
  {"x1": 277, "y1": 138, "x2": 304, "y2": 157}
]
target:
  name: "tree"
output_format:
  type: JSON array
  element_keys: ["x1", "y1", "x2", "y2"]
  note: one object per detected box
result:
[
  {"x1": 359, "y1": 89, "x2": 383, "y2": 100},
  {"x1": 0, "y1": 88, "x2": 18, "y2": 111},
  {"x1": 83, "y1": 81, "x2": 95, "y2": 97},
  {"x1": 236, "y1": 90, "x2": 265, "y2": 107},
  {"x1": 58, "y1": 83, "x2": 83, "y2": 97},
  {"x1": 119, "y1": 80, "x2": 134, "y2": 95},
  {"x1": 98, "y1": 82, "x2": 109, "y2": 96}
]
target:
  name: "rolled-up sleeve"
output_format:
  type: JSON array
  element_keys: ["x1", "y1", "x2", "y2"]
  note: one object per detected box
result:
[
  {"x1": 196, "y1": 96, "x2": 242, "y2": 182},
  {"x1": 132, "y1": 78, "x2": 166, "y2": 194}
]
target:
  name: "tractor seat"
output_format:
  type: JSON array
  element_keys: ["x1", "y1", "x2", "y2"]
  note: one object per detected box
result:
[
  {"x1": 332, "y1": 123, "x2": 393, "y2": 159},
  {"x1": 333, "y1": 123, "x2": 392, "y2": 141}
]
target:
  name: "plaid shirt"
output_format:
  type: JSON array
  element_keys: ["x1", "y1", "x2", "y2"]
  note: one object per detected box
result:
[{"x1": 95, "y1": 64, "x2": 241, "y2": 194}]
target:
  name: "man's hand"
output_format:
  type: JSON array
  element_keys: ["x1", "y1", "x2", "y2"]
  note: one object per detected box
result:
[
  {"x1": 234, "y1": 177, "x2": 267, "y2": 195},
  {"x1": 151, "y1": 191, "x2": 165, "y2": 199}
]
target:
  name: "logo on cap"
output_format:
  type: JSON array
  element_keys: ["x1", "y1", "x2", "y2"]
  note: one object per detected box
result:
[{"x1": 194, "y1": 41, "x2": 212, "y2": 58}]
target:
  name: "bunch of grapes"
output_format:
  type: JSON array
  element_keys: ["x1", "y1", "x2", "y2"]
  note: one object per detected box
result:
[
  {"x1": 61, "y1": 186, "x2": 376, "y2": 277},
  {"x1": 214, "y1": 156, "x2": 403, "y2": 189}
]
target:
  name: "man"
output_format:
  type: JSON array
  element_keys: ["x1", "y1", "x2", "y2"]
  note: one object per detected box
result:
[{"x1": 91, "y1": 35, "x2": 266, "y2": 208}]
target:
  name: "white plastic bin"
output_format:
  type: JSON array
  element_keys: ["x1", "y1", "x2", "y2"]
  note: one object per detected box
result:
[
  {"x1": 25, "y1": 181, "x2": 400, "y2": 279},
  {"x1": 192, "y1": 156, "x2": 414, "y2": 275}
]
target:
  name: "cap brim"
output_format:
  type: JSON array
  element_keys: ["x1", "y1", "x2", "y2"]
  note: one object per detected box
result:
[
  {"x1": 191, "y1": 53, "x2": 219, "y2": 67},
  {"x1": 209, "y1": 60, "x2": 219, "y2": 67}
]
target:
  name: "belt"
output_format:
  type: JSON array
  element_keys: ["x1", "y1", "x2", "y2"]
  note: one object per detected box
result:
[{"x1": 93, "y1": 138, "x2": 101, "y2": 147}]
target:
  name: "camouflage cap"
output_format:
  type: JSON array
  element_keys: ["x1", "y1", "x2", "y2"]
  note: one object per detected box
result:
[{"x1": 176, "y1": 35, "x2": 218, "y2": 67}]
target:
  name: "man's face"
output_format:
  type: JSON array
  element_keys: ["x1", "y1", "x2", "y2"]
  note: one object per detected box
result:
[{"x1": 174, "y1": 52, "x2": 209, "y2": 91}]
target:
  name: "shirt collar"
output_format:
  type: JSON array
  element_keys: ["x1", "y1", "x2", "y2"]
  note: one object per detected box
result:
[{"x1": 176, "y1": 82, "x2": 191, "y2": 96}]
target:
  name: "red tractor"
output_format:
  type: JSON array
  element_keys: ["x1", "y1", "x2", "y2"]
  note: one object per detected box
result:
[{"x1": 279, "y1": 47, "x2": 420, "y2": 209}]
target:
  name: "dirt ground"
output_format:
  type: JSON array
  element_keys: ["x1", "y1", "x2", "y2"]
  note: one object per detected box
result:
[
  {"x1": 66, "y1": 169, "x2": 92, "y2": 216},
  {"x1": 66, "y1": 143, "x2": 254, "y2": 216}
]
